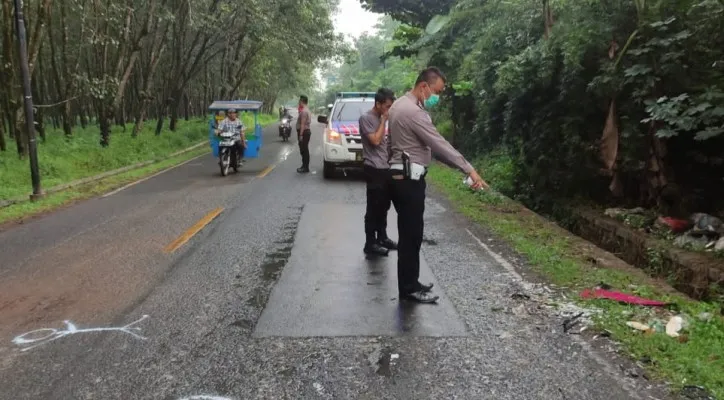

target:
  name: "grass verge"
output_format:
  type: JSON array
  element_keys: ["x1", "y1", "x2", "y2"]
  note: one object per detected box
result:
[
  {"x1": 0, "y1": 113, "x2": 276, "y2": 224},
  {"x1": 0, "y1": 113, "x2": 276, "y2": 202},
  {"x1": 427, "y1": 163, "x2": 724, "y2": 398},
  {"x1": 0, "y1": 147, "x2": 210, "y2": 225}
]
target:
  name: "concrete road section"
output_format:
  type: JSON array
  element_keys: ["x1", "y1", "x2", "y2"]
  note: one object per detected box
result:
[
  {"x1": 0, "y1": 120, "x2": 670, "y2": 399},
  {"x1": 253, "y1": 203, "x2": 467, "y2": 338}
]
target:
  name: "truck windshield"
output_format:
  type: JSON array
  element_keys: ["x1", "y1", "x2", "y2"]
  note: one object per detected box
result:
[{"x1": 333, "y1": 101, "x2": 374, "y2": 121}]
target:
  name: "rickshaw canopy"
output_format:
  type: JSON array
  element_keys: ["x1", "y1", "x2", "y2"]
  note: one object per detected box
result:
[
  {"x1": 208, "y1": 100, "x2": 263, "y2": 112},
  {"x1": 208, "y1": 99, "x2": 264, "y2": 158}
]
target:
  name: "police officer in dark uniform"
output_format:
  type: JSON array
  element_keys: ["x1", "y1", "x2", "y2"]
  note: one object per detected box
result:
[
  {"x1": 387, "y1": 67, "x2": 488, "y2": 303},
  {"x1": 359, "y1": 88, "x2": 397, "y2": 256}
]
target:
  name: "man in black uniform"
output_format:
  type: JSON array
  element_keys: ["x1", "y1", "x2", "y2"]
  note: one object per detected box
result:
[
  {"x1": 388, "y1": 67, "x2": 488, "y2": 303},
  {"x1": 359, "y1": 88, "x2": 397, "y2": 256}
]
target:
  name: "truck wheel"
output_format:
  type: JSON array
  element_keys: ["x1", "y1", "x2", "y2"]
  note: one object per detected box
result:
[{"x1": 323, "y1": 162, "x2": 334, "y2": 179}]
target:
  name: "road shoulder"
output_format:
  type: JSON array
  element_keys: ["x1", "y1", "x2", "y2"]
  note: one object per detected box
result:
[{"x1": 426, "y1": 163, "x2": 723, "y2": 399}]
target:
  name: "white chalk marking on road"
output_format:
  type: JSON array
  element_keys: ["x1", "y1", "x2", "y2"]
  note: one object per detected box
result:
[
  {"x1": 12, "y1": 315, "x2": 149, "y2": 352},
  {"x1": 102, "y1": 152, "x2": 207, "y2": 198}
]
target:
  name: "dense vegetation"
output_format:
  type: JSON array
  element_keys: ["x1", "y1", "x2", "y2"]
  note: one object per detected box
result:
[
  {"x1": 1, "y1": 0, "x2": 342, "y2": 155},
  {"x1": 330, "y1": 0, "x2": 724, "y2": 217}
]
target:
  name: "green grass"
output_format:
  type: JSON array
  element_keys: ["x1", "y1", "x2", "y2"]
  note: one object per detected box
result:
[
  {"x1": 0, "y1": 119, "x2": 207, "y2": 201},
  {"x1": 0, "y1": 113, "x2": 276, "y2": 202},
  {"x1": 0, "y1": 146, "x2": 210, "y2": 224},
  {"x1": 0, "y1": 113, "x2": 276, "y2": 222},
  {"x1": 428, "y1": 163, "x2": 724, "y2": 398}
]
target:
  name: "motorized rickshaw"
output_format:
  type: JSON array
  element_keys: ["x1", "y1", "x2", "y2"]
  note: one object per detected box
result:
[{"x1": 208, "y1": 100, "x2": 263, "y2": 175}]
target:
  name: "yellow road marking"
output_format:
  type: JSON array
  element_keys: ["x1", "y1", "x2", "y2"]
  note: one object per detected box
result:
[
  {"x1": 163, "y1": 207, "x2": 224, "y2": 253},
  {"x1": 257, "y1": 165, "x2": 275, "y2": 178}
]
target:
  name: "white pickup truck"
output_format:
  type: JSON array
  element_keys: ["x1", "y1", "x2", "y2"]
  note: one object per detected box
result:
[{"x1": 317, "y1": 92, "x2": 378, "y2": 179}]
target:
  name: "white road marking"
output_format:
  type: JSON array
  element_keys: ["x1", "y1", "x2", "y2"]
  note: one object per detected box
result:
[
  {"x1": 464, "y1": 228, "x2": 652, "y2": 399},
  {"x1": 465, "y1": 228, "x2": 523, "y2": 282},
  {"x1": 102, "y1": 153, "x2": 207, "y2": 198}
]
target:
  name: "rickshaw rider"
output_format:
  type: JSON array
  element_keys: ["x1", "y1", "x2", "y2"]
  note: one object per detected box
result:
[{"x1": 218, "y1": 108, "x2": 247, "y2": 166}]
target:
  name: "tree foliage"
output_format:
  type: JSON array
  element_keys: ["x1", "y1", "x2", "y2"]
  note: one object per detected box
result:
[
  {"x1": 316, "y1": 16, "x2": 423, "y2": 106},
  {"x1": 0, "y1": 0, "x2": 341, "y2": 154},
  {"x1": 352, "y1": 0, "x2": 724, "y2": 215}
]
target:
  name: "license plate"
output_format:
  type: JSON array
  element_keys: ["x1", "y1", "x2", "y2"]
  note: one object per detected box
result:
[{"x1": 220, "y1": 140, "x2": 235, "y2": 146}]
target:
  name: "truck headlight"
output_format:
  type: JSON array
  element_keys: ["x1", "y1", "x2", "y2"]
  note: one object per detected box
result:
[{"x1": 326, "y1": 129, "x2": 342, "y2": 145}]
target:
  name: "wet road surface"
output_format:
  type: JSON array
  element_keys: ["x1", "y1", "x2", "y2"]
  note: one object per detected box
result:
[{"x1": 0, "y1": 122, "x2": 670, "y2": 399}]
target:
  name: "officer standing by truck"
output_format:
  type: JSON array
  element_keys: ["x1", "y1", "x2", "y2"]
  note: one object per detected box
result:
[
  {"x1": 296, "y1": 95, "x2": 312, "y2": 173},
  {"x1": 359, "y1": 88, "x2": 397, "y2": 257},
  {"x1": 388, "y1": 67, "x2": 488, "y2": 304}
]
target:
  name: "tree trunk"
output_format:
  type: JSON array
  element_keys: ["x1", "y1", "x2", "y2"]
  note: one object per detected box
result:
[
  {"x1": 155, "y1": 113, "x2": 165, "y2": 136},
  {"x1": 79, "y1": 106, "x2": 88, "y2": 128},
  {"x1": 98, "y1": 104, "x2": 111, "y2": 146},
  {"x1": 0, "y1": 117, "x2": 6, "y2": 151}
]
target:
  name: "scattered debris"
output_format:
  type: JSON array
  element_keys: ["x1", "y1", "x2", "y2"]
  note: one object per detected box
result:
[
  {"x1": 562, "y1": 312, "x2": 584, "y2": 333},
  {"x1": 689, "y1": 213, "x2": 723, "y2": 235},
  {"x1": 580, "y1": 288, "x2": 668, "y2": 306},
  {"x1": 715, "y1": 237, "x2": 724, "y2": 252},
  {"x1": 511, "y1": 292, "x2": 530, "y2": 301},
  {"x1": 666, "y1": 316, "x2": 684, "y2": 338},
  {"x1": 698, "y1": 312, "x2": 713, "y2": 322},
  {"x1": 605, "y1": 207, "x2": 646, "y2": 219},
  {"x1": 657, "y1": 217, "x2": 692, "y2": 233},
  {"x1": 605, "y1": 207, "x2": 724, "y2": 255},
  {"x1": 626, "y1": 321, "x2": 651, "y2": 332},
  {"x1": 623, "y1": 366, "x2": 640, "y2": 378},
  {"x1": 679, "y1": 385, "x2": 716, "y2": 400},
  {"x1": 674, "y1": 234, "x2": 710, "y2": 250}
]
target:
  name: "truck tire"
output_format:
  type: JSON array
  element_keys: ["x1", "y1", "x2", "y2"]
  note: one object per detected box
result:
[{"x1": 323, "y1": 162, "x2": 334, "y2": 179}]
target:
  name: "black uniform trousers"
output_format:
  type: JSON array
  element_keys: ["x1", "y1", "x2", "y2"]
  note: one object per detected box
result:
[
  {"x1": 298, "y1": 129, "x2": 311, "y2": 169},
  {"x1": 364, "y1": 165, "x2": 392, "y2": 244},
  {"x1": 389, "y1": 175, "x2": 426, "y2": 294}
]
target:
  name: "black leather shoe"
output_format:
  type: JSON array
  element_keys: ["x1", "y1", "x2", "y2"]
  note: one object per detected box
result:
[
  {"x1": 400, "y1": 291, "x2": 439, "y2": 304},
  {"x1": 297, "y1": 167, "x2": 309, "y2": 173},
  {"x1": 377, "y1": 238, "x2": 398, "y2": 250},
  {"x1": 416, "y1": 282, "x2": 434, "y2": 293},
  {"x1": 364, "y1": 243, "x2": 389, "y2": 256}
]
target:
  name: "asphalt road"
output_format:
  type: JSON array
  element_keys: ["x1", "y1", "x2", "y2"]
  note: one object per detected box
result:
[{"x1": 0, "y1": 121, "x2": 672, "y2": 399}]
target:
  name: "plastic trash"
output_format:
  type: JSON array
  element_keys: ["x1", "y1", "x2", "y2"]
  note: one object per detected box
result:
[
  {"x1": 666, "y1": 316, "x2": 684, "y2": 337},
  {"x1": 626, "y1": 321, "x2": 651, "y2": 332}
]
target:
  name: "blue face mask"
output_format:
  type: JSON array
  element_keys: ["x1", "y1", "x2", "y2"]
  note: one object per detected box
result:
[{"x1": 423, "y1": 86, "x2": 440, "y2": 108}]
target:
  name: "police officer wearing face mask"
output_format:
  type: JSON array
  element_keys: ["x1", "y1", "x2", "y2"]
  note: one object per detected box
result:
[{"x1": 387, "y1": 67, "x2": 489, "y2": 304}]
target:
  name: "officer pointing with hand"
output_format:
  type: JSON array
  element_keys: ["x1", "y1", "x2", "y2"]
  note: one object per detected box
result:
[{"x1": 388, "y1": 67, "x2": 488, "y2": 304}]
